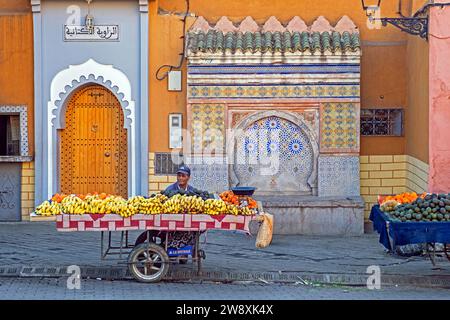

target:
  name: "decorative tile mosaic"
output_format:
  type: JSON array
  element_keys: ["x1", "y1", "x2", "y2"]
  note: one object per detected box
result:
[
  {"x1": 190, "y1": 104, "x2": 226, "y2": 154},
  {"x1": 320, "y1": 102, "x2": 358, "y2": 152},
  {"x1": 188, "y1": 84, "x2": 360, "y2": 99},
  {"x1": 229, "y1": 108, "x2": 319, "y2": 142},
  {"x1": 188, "y1": 64, "x2": 361, "y2": 75},
  {"x1": 0, "y1": 106, "x2": 29, "y2": 156},
  {"x1": 233, "y1": 116, "x2": 314, "y2": 194},
  {"x1": 231, "y1": 111, "x2": 252, "y2": 128},
  {"x1": 184, "y1": 156, "x2": 229, "y2": 193},
  {"x1": 318, "y1": 156, "x2": 360, "y2": 197}
]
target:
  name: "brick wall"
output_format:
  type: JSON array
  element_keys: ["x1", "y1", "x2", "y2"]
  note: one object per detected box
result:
[
  {"x1": 405, "y1": 156, "x2": 429, "y2": 194},
  {"x1": 148, "y1": 152, "x2": 177, "y2": 194},
  {"x1": 360, "y1": 155, "x2": 429, "y2": 219},
  {"x1": 21, "y1": 161, "x2": 35, "y2": 220}
]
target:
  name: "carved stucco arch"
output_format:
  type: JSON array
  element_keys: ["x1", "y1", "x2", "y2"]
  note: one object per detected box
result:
[
  {"x1": 227, "y1": 110, "x2": 319, "y2": 194},
  {"x1": 46, "y1": 59, "x2": 136, "y2": 198},
  {"x1": 53, "y1": 75, "x2": 132, "y2": 130}
]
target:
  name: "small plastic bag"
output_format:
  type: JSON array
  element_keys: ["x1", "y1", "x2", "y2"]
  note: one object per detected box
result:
[{"x1": 255, "y1": 213, "x2": 274, "y2": 248}]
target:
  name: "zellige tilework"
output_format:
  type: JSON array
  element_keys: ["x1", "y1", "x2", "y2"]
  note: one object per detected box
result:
[
  {"x1": 318, "y1": 156, "x2": 360, "y2": 196},
  {"x1": 190, "y1": 104, "x2": 226, "y2": 154},
  {"x1": 320, "y1": 102, "x2": 358, "y2": 152}
]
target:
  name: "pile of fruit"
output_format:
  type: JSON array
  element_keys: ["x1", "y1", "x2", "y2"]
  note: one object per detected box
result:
[
  {"x1": 379, "y1": 192, "x2": 426, "y2": 205},
  {"x1": 220, "y1": 190, "x2": 258, "y2": 209},
  {"x1": 161, "y1": 188, "x2": 215, "y2": 200},
  {"x1": 382, "y1": 193, "x2": 450, "y2": 223},
  {"x1": 35, "y1": 191, "x2": 256, "y2": 217},
  {"x1": 35, "y1": 200, "x2": 63, "y2": 216},
  {"x1": 128, "y1": 194, "x2": 168, "y2": 215},
  {"x1": 380, "y1": 200, "x2": 400, "y2": 212},
  {"x1": 163, "y1": 194, "x2": 205, "y2": 214}
]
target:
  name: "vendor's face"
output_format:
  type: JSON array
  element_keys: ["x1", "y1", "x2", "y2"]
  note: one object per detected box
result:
[{"x1": 177, "y1": 173, "x2": 190, "y2": 187}]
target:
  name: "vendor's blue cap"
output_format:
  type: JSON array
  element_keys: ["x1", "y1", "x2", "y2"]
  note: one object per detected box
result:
[{"x1": 177, "y1": 166, "x2": 191, "y2": 176}]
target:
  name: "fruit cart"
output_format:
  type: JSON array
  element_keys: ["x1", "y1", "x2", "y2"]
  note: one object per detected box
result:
[
  {"x1": 56, "y1": 212, "x2": 259, "y2": 282},
  {"x1": 370, "y1": 204, "x2": 450, "y2": 267}
]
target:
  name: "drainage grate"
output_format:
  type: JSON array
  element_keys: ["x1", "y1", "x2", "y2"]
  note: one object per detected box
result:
[
  {"x1": 110, "y1": 268, "x2": 123, "y2": 278},
  {"x1": 98, "y1": 268, "x2": 109, "y2": 277},
  {"x1": 8, "y1": 268, "x2": 18, "y2": 275},
  {"x1": 47, "y1": 268, "x2": 57, "y2": 275},
  {"x1": 34, "y1": 268, "x2": 44, "y2": 274},
  {"x1": 21, "y1": 267, "x2": 33, "y2": 274},
  {"x1": 84, "y1": 268, "x2": 97, "y2": 277}
]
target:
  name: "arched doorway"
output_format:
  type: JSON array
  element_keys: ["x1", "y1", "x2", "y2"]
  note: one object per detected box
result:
[{"x1": 59, "y1": 85, "x2": 128, "y2": 197}]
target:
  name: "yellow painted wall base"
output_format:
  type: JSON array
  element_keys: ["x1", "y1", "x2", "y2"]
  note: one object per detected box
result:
[
  {"x1": 148, "y1": 152, "x2": 178, "y2": 195},
  {"x1": 360, "y1": 155, "x2": 429, "y2": 219},
  {"x1": 21, "y1": 161, "x2": 35, "y2": 220}
]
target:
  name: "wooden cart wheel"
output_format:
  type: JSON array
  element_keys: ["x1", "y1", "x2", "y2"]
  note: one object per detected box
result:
[{"x1": 128, "y1": 243, "x2": 169, "y2": 283}]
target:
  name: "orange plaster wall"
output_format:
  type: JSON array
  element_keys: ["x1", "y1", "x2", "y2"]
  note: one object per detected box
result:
[
  {"x1": 360, "y1": 44, "x2": 407, "y2": 155},
  {"x1": 149, "y1": 0, "x2": 410, "y2": 153},
  {"x1": 0, "y1": 8, "x2": 34, "y2": 155},
  {"x1": 405, "y1": 35, "x2": 429, "y2": 164}
]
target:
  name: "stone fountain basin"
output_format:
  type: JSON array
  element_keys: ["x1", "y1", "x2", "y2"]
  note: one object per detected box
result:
[{"x1": 254, "y1": 195, "x2": 365, "y2": 236}]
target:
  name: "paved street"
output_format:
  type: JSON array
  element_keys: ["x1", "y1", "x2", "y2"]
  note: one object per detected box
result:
[
  {"x1": 1, "y1": 222, "x2": 450, "y2": 276},
  {"x1": 1, "y1": 221, "x2": 450, "y2": 300},
  {"x1": 1, "y1": 277, "x2": 450, "y2": 300}
]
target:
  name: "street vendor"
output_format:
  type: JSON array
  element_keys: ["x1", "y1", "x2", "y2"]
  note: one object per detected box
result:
[
  {"x1": 135, "y1": 165, "x2": 198, "y2": 263},
  {"x1": 164, "y1": 165, "x2": 195, "y2": 193}
]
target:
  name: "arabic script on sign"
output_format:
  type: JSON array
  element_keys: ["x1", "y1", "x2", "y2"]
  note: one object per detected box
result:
[{"x1": 64, "y1": 25, "x2": 119, "y2": 41}]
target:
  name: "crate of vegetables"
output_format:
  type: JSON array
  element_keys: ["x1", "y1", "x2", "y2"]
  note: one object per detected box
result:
[
  {"x1": 379, "y1": 193, "x2": 450, "y2": 222},
  {"x1": 370, "y1": 193, "x2": 450, "y2": 252},
  {"x1": 377, "y1": 192, "x2": 426, "y2": 206}
]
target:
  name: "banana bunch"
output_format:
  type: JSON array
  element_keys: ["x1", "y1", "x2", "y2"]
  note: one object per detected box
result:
[
  {"x1": 140, "y1": 195, "x2": 167, "y2": 214},
  {"x1": 203, "y1": 199, "x2": 228, "y2": 215},
  {"x1": 35, "y1": 200, "x2": 62, "y2": 216},
  {"x1": 238, "y1": 206, "x2": 255, "y2": 216},
  {"x1": 180, "y1": 195, "x2": 204, "y2": 214},
  {"x1": 115, "y1": 198, "x2": 134, "y2": 217},
  {"x1": 86, "y1": 198, "x2": 109, "y2": 214},
  {"x1": 226, "y1": 203, "x2": 239, "y2": 216},
  {"x1": 127, "y1": 196, "x2": 144, "y2": 207},
  {"x1": 125, "y1": 196, "x2": 141, "y2": 215},
  {"x1": 61, "y1": 195, "x2": 88, "y2": 215},
  {"x1": 163, "y1": 194, "x2": 185, "y2": 214}
]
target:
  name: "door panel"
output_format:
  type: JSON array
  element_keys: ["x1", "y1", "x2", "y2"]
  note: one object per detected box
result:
[
  {"x1": 0, "y1": 163, "x2": 21, "y2": 221},
  {"x1": 60, "y1": 85, "x2": 128, "y2": 197}
]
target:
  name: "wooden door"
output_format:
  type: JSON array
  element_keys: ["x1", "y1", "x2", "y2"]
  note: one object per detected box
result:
[{"x1": 60, "y1": 85, "x2": 128, "y2": 197}]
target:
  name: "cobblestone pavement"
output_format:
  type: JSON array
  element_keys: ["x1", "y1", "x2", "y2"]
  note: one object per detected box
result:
[
  {"x1": 1, "y1": 222, "x2": 450, "y2": 285},
  {"x1": 1, "y1": 277, "x2": 450, "y2": 300}
]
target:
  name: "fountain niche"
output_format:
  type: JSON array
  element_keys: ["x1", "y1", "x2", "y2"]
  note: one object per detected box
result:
[{"x1": 185, "y1": 16, "x2": 365, "y2": 235}]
